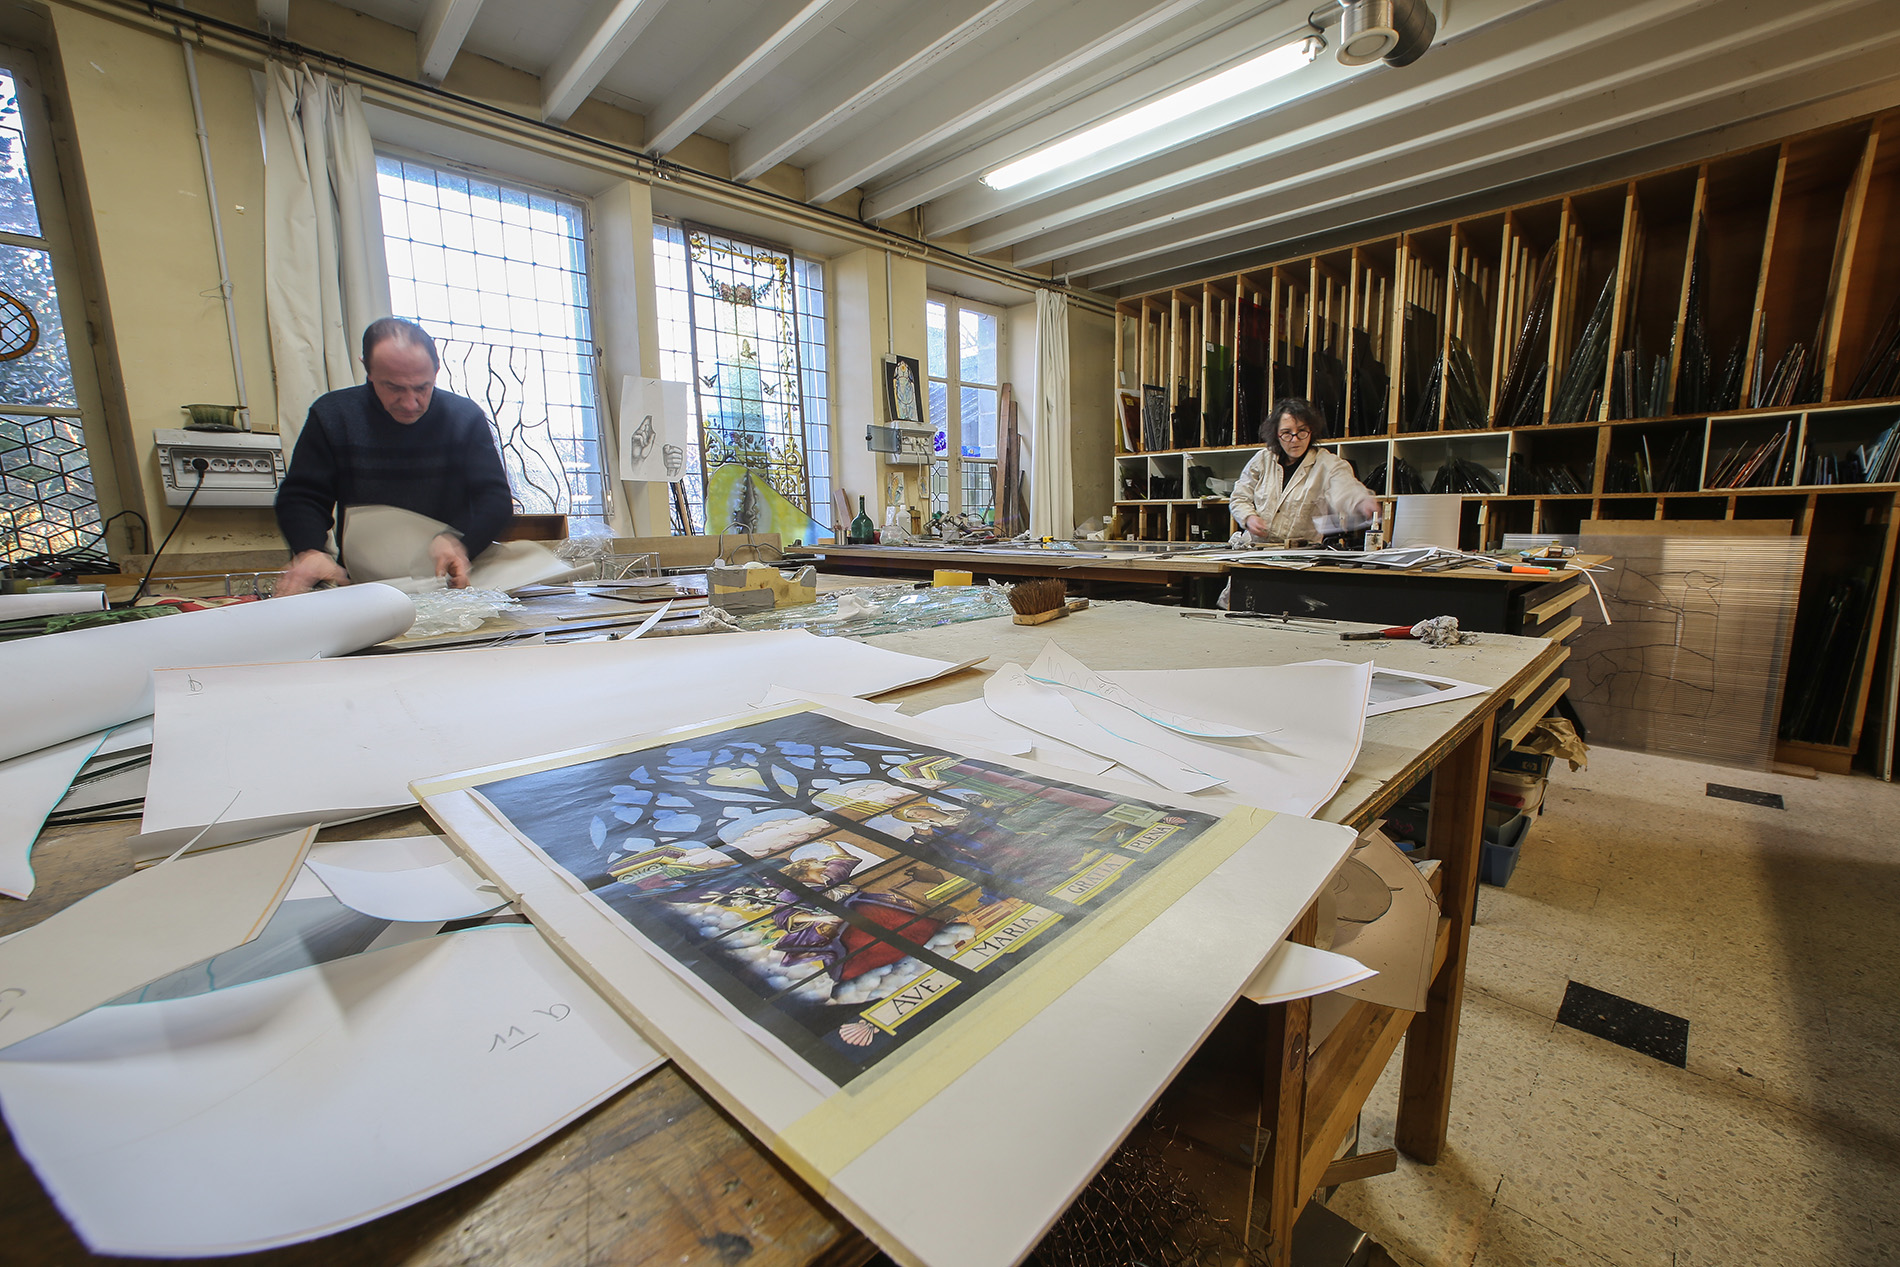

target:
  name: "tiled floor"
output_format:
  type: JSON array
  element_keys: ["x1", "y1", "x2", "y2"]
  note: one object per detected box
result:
[{"x1": 1324, "y1": 745, "x2": 1900, "y2": 1266}]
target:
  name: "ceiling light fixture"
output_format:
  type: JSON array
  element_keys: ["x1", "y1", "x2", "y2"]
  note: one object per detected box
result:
[
  {"x1": 980, "y1": 34, "x2": 1325, "y2": 191},
  {"x1": 1334, "y1": 0, "x2": 1436, "y2": 68}
]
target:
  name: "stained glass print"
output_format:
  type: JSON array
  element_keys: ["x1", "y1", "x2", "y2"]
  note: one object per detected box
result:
[
  {"x1": 685, "y1": 227, "x2": 810, "y2": 513},
  {"x1": 472, "y1": 710, "x2": 1220, "y2": 1087},
  {"x1": 378, "y1": 157, "x2": 606, "y2": 520}
]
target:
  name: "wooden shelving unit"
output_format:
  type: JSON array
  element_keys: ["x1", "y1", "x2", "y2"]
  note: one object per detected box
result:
[{"x1": 1110, "y1": 109, "x2": 1900, "y2": 772}]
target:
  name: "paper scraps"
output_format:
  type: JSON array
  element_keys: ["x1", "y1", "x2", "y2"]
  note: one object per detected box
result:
[
  {"x1": 0, "y1": 827, "x2": 314, "y2": 1051},
  {"x1": 0, "y1": 925, "x2": 661, "y2": 1257},
  {"x1": 982, "y1": 663, "x2": 1223, "y2": 793},
  {"x1": 0, "y1": 733, "x2": 106, "y2": 900},
  {"x1": 1027, "y1": 641, "x2": 1264, "y2": 738},
  {"x1": 1242, "y1": 940, "x2": 1377, "y2": 1005}
]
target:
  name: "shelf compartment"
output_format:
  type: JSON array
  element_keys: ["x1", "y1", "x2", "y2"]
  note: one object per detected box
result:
[
  {"x1": 1312, "y1": 250, "x2": 1353, "y2": 437},
  {"x1": 1603, "y1": 419, "x2": 1702, "y2": 493},
  {"x1": 1686, "y1": 147, "x2": 1778, "y2": 413},
  {"x1": 1703, "y1": 414, "x2": 1800, "y2": 490},
  {"x1": 1609, "y1": 168, "x2": 1698, "y2": 420},
  {"x1": 1796, "y1": 403, "x2": 1900, "y2": 486},
  {"x1": 1397, "y1": 225, "x2": 1451, "y2": 434},
  {"x1": 1546, "y1": 186, "x2": 1629, "y2": 425},
  {"x1": 1492, "y1": 204, "x2": 1562, "y2": 428},
  {"x1": 1394, "y1": 433, "x2": 1508, "y2": 497},
  {"x1": 1754, "y1": 123, "x2": 1872, "y2": 409},
  {"x1": 1510, "y1": 427, "x2": 1596, "y2": 496},
  {"x1": 1828, "y1": 110, "x2": 1900, "y2": 402},
  {"x1": 1345, "y1": 240, "x2": 1399, "y2": 438}
]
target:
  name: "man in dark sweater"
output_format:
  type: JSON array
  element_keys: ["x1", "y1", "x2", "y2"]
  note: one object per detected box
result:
[{"x1": 275, "y1": 318, "x2": 513, "y2": 595}]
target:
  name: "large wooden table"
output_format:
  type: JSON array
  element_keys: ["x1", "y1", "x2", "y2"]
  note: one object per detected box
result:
[
  {"x1": 0, "y1": 604, "x2": 1564, "y2": 1266},
  {"x1": 817, "y1": 542, "x2": 1230, "y2": 604}
]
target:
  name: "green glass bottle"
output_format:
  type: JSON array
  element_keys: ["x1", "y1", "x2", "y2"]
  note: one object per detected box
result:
[{"x1": 849, "y1": 496, "x2": 876, "y2": 544}]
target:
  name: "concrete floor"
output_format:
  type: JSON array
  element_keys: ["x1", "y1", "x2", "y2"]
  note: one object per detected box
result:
[{"x1": 1324, "y1": 745, "x2": 1900, "y2": 1266}]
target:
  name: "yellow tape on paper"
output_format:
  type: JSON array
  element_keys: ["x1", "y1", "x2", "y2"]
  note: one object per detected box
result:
[{"x1": 778, "y1": 804, "x2": 1275, "y2": 1185}]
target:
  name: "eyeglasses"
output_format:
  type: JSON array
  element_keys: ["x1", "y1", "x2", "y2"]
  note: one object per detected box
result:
[{"x1": 1276, "y1": 428, "x2": 1311, "y2": 442}]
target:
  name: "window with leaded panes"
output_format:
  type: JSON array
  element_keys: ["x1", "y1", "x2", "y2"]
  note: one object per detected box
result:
[{"x1": 925, "y1": 295, "x2": 1001, "y2": 523}]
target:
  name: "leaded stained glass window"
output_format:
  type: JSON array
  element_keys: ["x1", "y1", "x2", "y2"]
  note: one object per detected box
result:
[
  {"x1": 654, "y1": 221, "x2": 830, "y2": 534},
  {"x1": 377, "y1": 155, "x2": 608, "y2": 523},
  {"x1": 0, "y1": 65, "x2": 97, "y2": 564}
]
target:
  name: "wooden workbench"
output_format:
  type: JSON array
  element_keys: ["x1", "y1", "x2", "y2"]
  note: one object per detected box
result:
[
  {"x1": 817, "y1": 542, "x2": 1230, "y2": 603},
  {"x1": 0, "y1": 604, "x2": 1564, "y2": 1267}
]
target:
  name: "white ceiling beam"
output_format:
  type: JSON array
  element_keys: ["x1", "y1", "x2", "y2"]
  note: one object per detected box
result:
[
  {"x1": 541, "y1": 0, "x2": 672, "y2": 123},
  {"x1": 729, "y1": 0, "x2": 1038, "y2": 184},
  {"x1": 1081, "y1": 46, "x2": 1900, "y2": 290},
  {"x1": 644, "y1": 0, "x2": 861, "y2": 156},
  {"x1": 256, "y1": 0, "x2": 289, "y2": 35},
  {"x1": 801, "y1": 0, "x2": 1210, "y2": 206},
  {"x1": 417, "y1": 0, "x2": 486, "y2": 84},
  {"x1": 910, "y1": 0, "x2": 1542, "y2": 234},
  {"x1": 983, "y1": 0, "x2": 1728, "y2": 261},
  {"x1": 858, "y1": 0, "x2": 1318, "y2": 219},
  {"x1": 1059, "y1": 10, "x2": 1899, "y2": 282}
]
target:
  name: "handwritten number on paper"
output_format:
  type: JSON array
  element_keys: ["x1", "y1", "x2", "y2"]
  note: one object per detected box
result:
[
  {"x1": 0, "y1": 986, "x2": 21, "y2": 1026},
  {"x1": 490, "y1": 1003, "x2": 570, "y2": 1052}
]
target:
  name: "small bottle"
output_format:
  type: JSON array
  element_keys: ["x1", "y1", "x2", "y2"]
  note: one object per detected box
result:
[{"x1": 849, "y1": 496, "x2": 876, "y2": 544}]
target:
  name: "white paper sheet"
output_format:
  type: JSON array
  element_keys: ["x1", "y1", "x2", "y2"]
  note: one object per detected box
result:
[
  {"x1": 342, "y1": 505, "x2": 582, "y2": 594},
  {"x1": 617, "y1": 376, "x2": 691, "y2": 482},
  {"x1": 1241, "y1": 940, "x2": 1377, "y2": 1005},
  {"x1": 94, "y1": 716, "x2": 154, "y2": 757},
  {"x1": 1289, "y1": 658, "x2": 1490, "y2": 717},
  {"x1": 0, "y1": 590, "x2": 106, "y2": 619},
  {"x1": 0, "y1": 828, "x2": 313, "y2": 1051},
  {"x1": 0, "y1": 925, "x2": 662, "y2": 1257},
  {"x1": 0, "y1": 733, "x2": 107, "y2": 899},
  {"x1": 983, "y1": 664, "x2": 1224, "y2": 793},
  {"x1": 910, "y1": 699, "x2": 1104, "y2": 769},
  {"x1": 0, "y1": 584, "x2": 414, "y2": 764},
  {"x1": 140, "y1": 631, "x2": 965, "y2": 850},
  {"x1": 304, "y1": 857, "x2": 504, "y2": 922},
  {"x1": 1027, "y1": 641, "x2": 1264, "y2": 738}
]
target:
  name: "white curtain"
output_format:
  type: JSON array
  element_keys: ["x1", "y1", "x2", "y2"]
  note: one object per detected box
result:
[
  {"x1": 1030, "y1": 288, "x2": 1073, "y2": 539},
  {"x1": 263, "y1": 62, "x2": 391, "y2": 445}
]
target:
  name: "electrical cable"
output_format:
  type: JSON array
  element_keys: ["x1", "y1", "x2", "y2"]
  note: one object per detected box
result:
[
  {"x1": 132, "y1": 461, "x2": 206, "y2": 603},
  {"x1": 100, "y1": 508, "x2": 152, "y2": 554}
]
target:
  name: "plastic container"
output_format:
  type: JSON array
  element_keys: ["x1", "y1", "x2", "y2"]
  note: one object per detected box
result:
[{"x1": 1480, "y1": 813, "x2": 1533, "y2": 886}]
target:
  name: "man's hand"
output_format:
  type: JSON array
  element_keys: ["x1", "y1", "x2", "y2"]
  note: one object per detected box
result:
[
  {"x1": 1356, "y1": 498, "x2": 1382, "y2": 527},
  {"x1": 278, "y1": 550, "x2": 348, "y2": 596},
  {"x1": 430, "y1": 533, "x2": 472, "y2": 588},
  {"x1": 1244, "y1": 514, "x2": 1270, "y2": 539}
]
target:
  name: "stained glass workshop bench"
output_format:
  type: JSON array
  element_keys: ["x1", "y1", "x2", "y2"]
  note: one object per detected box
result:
[{"x1": 0, "y1": 603, "x2": 1562, "y2": 1267}]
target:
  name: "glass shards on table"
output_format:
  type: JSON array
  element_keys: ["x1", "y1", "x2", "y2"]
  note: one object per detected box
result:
[{"x1": 733, "y1": 584, "x2": 1011, "y2": 637}]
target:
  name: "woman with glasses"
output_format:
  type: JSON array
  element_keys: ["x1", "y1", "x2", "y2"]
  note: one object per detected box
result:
[{"x1": 1228, "y1": 398, "x2": 1381, "y2": 546}]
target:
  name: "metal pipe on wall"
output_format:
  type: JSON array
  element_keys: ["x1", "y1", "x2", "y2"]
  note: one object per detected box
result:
[{"x1": 178, "y1": 31, "x2": 250, "y2": 422}]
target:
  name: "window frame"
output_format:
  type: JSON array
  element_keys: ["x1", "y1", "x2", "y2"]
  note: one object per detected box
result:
[
  {"x1": 925, "y1": 291, "x2": 1006, "y2": 522},
  {"x1": 374, "y1": 146, "x2": 614, "y2": 525}
]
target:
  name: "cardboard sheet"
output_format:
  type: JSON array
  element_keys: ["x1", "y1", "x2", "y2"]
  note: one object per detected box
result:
[
  {"x1": 0, "y1": 925, "x2": 661, "y2": 1257},
  {"x1": 342, "y1": 505, "x2": 583, "y2": 594},
  {"x1": 0, "y1": 828, "x2": 314, "y2": 1051},
  {"x1": 0, "y1": 733, "x2": 106, "y2": 899},
  {"x1": 1329, "y1": 829, "x2": 1439, "y2": 1013},
  {"x1": 140, "y1": 631, "x2": 967, "y2": 850},
  {"x1": 304, "y1": 857, "x2": 505, "y2": 922},
  {"x1": 1242, "y1": 940, "x2": 1377, "y2": 1005},
  {"x1": 415, "y1": 703, "x2": 1357, "y2": 1267},
  {"x1": 0, "y1": 583, "x2": 415, "y2": 764},
  {"x1": 983, "y1": 664, "x2": 1223, "y2": 793}
]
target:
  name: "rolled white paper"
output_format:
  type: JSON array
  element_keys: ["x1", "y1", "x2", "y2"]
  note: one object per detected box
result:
[{"x1": 0, "y1": 584, "x2": 415, "y2": 764}]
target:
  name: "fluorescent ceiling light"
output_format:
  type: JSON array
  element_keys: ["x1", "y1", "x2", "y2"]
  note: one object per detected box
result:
[{"x1": 981, "y1": 35, "x2": 1324, "y2": 191}]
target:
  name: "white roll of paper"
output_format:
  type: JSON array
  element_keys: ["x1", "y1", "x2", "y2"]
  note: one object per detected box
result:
[
  {"x1": 1392, "y1": 494, "x2": 1464, "y2": 549},
  {"x1": 0, "y1": 584, "x2": 414, "y2": 764},
  {"x1": 0, "y1": 590, "x2": 106, "y2": 620}
]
